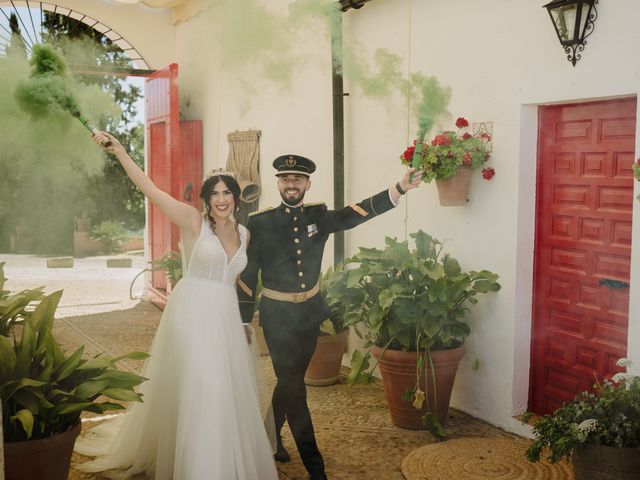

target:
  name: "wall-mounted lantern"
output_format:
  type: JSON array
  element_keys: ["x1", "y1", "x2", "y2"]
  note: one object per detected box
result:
[{"x1": 543, "y1": 0, "x2": 599, "y2": 66}]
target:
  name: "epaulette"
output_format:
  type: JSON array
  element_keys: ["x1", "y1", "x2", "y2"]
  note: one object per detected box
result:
[
  {"x1": 303, "y1": 202, "x2": 326, "y2": 208},
  {"x1": 249, "y1": 206, "x2": 276, "y2": 217}
]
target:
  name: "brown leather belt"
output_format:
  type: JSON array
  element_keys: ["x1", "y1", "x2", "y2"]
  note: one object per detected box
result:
[{"x1": 261, "y1": 283, "x2": 320, "y2": 303}]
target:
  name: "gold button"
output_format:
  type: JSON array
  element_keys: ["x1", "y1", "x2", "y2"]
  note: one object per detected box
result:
[
  {"x1": 294, "y1": 227, "x2": 299, "y2": 232},
  {"x1": 297, "y1": 260, "x2": 302, "y2": 265},
  {"x1": 298, "y1": 272, "x2": 304, "y2": 277},
  {"x1": 293, "y1": 216, "x2": 298, "y2": 221},
  {"x1": 297, "y1": 249, "x2": 302, "y2": 255},
  {"x1": 294, "y1": 238, "x2": 300, "y2": 244},
  {"x1": 301, "y1": 283, "x2": 306, "y2": 289}
]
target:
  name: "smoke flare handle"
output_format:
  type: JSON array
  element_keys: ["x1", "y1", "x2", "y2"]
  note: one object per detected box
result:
[
  {"x1": 73, "y1": 112, "x2": 111, "y2": 147},
  {"x1": 409, "y1": 138, "x2": 424, "y2": 182}
]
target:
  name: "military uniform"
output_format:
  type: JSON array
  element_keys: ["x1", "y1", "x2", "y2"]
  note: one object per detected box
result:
[{"x1": 237, "y1": 155, "x2": 397, "y2": 479}]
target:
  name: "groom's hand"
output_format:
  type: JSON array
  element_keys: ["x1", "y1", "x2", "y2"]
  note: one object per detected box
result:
[{"x1": 244, "y1": 324, "x2": 253, "y2": 344}]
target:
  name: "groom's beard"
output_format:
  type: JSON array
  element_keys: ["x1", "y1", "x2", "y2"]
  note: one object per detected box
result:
[{"x1": 280, "y1": 189, "x2": 306, "y2": 206}]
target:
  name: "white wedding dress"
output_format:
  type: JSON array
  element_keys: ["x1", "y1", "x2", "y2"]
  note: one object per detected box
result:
[{"x1": 74, "y1": 221, "x2": 278, "y2": 480}]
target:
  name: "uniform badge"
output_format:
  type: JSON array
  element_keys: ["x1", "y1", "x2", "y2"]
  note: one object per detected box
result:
[{"x1": 307, "y1": 223, "x2": 318, "y2": 237}]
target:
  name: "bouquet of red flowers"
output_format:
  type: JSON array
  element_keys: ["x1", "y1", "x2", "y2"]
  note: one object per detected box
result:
[{"x1": 400, "y1": 117, "x2": 495, "y2": 183}]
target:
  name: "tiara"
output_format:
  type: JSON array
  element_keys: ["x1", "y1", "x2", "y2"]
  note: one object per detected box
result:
[{"x1": 205, "y1": 168, "x2": 237, "y2": 180}]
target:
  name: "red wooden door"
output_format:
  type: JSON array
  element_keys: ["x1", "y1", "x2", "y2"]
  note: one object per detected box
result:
[
  {"x1": 530, "y1": 98, "x2": 636, "y2": 414},
  {"x1": 146, "y1": 64, "x2": 180, "y2": 302}
]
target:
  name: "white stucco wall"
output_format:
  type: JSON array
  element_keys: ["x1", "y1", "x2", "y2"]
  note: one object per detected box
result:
[
  {"x1": 63, "y1": 0, "x2": 640, "y2": 436},
  {"x1": 47, "y1": 0, "x2": 176, "y2": 68},
  {"x1": 339, "y1": 0, "x2": 640, "y2": 435}
]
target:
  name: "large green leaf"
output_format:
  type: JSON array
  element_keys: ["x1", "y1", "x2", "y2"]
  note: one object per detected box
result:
[
  {"x1": 101, "y1": 388, "x2": 143, "y2": 402},
  {"x1": 347, "y1": 350, "x2": 371, "y2": 385},
  {"x1": 51, "y1": 401, "x2": 94, "y2": 416},
  {"x1": 0, "y1": 335, "x2": 17, "y2": 381},
  {"x1": 90, "y1": 370, "x2": 147, "y2": 389},
  {"x1": 10, "y1": 409, "x2": 34, "y2": 439},
  {"x1": 73, "y1": 379, "x2": 110, "y2": 399},
  {"x1": 4, "y1": 378, "x2": 48, "y2": 399},
  {"x1": 53, "y1": 345, "x2": 85, "y2": 381},
  {"x1": 111, "y1": 351, "x2": 150, "y2": 363}
]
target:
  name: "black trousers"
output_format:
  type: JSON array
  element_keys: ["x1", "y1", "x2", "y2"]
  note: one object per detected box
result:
[{"x1": 262, "y1": 323, "x2": 325, "y2": 475}]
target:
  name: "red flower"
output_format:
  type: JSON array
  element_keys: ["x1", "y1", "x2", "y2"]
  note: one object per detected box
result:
[
  {"x1": 455, "y1": 117, "x2": 469, "y2": 128},
  {"x1": 482, "y1": 167, "x2": 496, "y2": 180},
  {"x1": 480, "y1": 132, "x2": 492, "y2": 141},
  {"x1": 431, "y1": 133, "x2": 452, "y2": 146},
  {"x1": 402, "y1": 145, "x2": 415, "y2": 164},
  {"x1": 462, "y1": 132, "x2": 472, "y2": 140},
  {"x1": 636, "y1": 157, "x2": 640, "y2": 164},
  {"x1": 463, "y1": 151, "x2": 473, "y2": 166}
]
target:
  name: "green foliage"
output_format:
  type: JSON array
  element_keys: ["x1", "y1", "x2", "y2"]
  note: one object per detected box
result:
[
  {"x1": 319, "y1": 264, "x2": 349, "y2": 336},
  {"x1": 0, "y1": 263, "x2": 148, "y2": 441},
  {"x1": 526, "y1": 363, "x2": 640, "y2": 463},
  {"x1": 0, "y1": 15, "x2": 144, "y2": 253},
  {"x1": 400, "y1": 117, "x2": 494, "y2": 182},
  {"x1": 338, "y1": 230, "x2": 500, "y2": 437},
  {"x1": 339, "y1": 230, "x2": 500, "y2": 355},
  {"x1": 89, "y1": 220, "x2": 128, "y2": 254},
  {"x1": 149, "y1": 251, "x2": 183, "y2": 289}
]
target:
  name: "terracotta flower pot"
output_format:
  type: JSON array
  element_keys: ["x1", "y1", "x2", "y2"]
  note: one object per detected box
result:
[
  {"x1": 435, "y1": 167, "x2": 473, "y2": 206},
  {"x1": 305, "y1": 329, "x2": 349, "y2": 386},
  {"x1": 572, "y1": 443, "x2": 640, "y2": 480},
  {"x1": 372, "y1": 345, "x2": 465, "y2": 430},
  {"x1": 4, "y1": 421, "x2": 81, "y2": 480}
]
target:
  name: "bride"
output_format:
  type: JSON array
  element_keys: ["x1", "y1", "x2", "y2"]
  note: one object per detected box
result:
[{"x1": 74, "y1": 131, "x2": 279, "y2": 480}]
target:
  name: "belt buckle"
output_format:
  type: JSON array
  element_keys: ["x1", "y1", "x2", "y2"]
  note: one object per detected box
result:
[{"x1": 292, "y1": 291, "x2": 306, "y2": 303}]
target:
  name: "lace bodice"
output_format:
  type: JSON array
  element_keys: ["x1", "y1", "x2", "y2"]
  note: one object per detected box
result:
[{"x1": 185, "y1": 220, "x2": 247, "y2": 284}]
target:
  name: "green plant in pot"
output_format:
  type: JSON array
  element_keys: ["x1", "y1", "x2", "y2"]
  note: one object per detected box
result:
[
  {"x1": 524, "y1": 359, "x2": 640, "y2": 479},
  {"x1": 337, "y1": 230, "x2": 500, "y2": 437},
  {"x1": 0, "y1": 262, "x2": 148, "y2": 480},
  {"x1": 304, "y1": 265, "x2": 350, "y2": 386}
]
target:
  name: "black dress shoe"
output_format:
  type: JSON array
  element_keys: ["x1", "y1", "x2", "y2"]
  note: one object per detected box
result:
[{"x1": 273, "y1": 445, "x2": 291, "y2": 463}]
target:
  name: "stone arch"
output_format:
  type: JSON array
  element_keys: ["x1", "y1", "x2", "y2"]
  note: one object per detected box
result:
[{"x1": 0, "y1": 1, "x2": 175, "y2": 70}]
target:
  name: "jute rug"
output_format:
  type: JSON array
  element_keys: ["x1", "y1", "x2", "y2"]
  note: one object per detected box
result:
[{"x1": 402, "y1": 437, "x2": 574, "y2": 480}]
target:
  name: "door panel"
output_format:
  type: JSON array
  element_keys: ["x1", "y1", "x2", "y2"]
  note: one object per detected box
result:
[{"x1": 530, "y1": 98, "x2": 636, "y2": 414}]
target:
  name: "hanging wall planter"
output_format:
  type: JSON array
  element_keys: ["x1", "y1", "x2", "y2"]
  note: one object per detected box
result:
[{"x1": 435, "y1": 167, "x2": 473, "y2": 206}]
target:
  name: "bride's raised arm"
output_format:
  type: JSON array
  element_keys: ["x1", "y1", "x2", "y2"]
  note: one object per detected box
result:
[{"x1": 92, "y1": 131, "x2": 201, "y2": 237}]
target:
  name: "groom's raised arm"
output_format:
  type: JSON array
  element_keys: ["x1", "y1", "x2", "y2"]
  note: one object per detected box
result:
[{"x1": 320, "y1": 189, "x2": 397, "y2": 234}]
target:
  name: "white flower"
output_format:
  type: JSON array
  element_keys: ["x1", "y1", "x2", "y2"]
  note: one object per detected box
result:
[
  {"x1": 616, "y1": 358, "x2": 632, "y2": 368},
  {"x1": 612, "y1": 372, "x2": 634, "y2": 387},
  {"x1": 576, "y1": 419, "x2": 598, "y2": 442}
]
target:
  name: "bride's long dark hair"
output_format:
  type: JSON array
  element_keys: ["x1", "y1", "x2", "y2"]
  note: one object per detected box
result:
[{"x1": 199, "y1": 175, "x2": 241, "y2": 239}]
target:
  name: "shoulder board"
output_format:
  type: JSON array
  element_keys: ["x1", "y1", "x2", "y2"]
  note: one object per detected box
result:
[
  {"x1": 249, "y1": 206, "x2": 276, "y2": 217},
  {"x1": 303, "y1": 202, "x2": 326, "y2": 208}
]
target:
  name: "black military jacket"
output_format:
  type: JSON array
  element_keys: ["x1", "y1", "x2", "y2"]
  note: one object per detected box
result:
[{"x1": 237, "y1": 189, "x2": 395, "y2": 331}]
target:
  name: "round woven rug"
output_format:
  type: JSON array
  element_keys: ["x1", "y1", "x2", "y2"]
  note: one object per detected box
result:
[{"x1": 402, "y1": 437, "x2": 574, "y2": 480}]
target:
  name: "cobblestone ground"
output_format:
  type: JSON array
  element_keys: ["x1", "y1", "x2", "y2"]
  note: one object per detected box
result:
[{"x1": 1, "y1": 254, "x2": 532, "y2": 480}]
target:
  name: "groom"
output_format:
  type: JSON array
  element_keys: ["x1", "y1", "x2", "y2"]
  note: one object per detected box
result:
[{"x1": 237, "y1": 154, "x2": 422, "y2": 480}]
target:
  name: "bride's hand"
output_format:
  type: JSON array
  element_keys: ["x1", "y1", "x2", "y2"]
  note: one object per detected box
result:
[
  {"x1": 92, "y1": 131, "x2": 125, "y2": 157},
  {"x1": 244, "y1": 324, "x2": 253, "y2": 344}
]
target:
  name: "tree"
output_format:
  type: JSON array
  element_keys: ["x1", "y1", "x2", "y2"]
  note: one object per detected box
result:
[{"x1": 41, "y1": 13, "x2": 145, "y2": 231}]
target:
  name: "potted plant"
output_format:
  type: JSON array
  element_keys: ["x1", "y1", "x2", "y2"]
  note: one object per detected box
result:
[
  {"x1": 524, "y1": 359, "x2": 640, "y2": 480},
  {"x1": 338, "y1": 231, "x2": 500, "y2": 438},
  {"x1": 304, "y1": 265, "x2": 350, "y2": 386},
  {"x1": 0, "y1": 263, "x2": 148, "y2": 480},
  {"x1": 400, "y1": 117, "x2": 495, "y2": 206}
]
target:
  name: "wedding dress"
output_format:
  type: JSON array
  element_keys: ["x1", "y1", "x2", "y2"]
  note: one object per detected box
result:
[{"x1": 74, "y1": 220, "x2": 278, "y2": 480}]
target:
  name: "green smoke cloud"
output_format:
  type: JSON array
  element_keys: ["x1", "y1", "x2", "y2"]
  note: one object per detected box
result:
[{"x1": 0, "y1": 43, "x2": 120, "y2": 253}]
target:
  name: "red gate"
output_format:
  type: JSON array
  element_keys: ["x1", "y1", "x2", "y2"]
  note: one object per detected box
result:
[
  {"x1": 146, "y1": 64, "x2": 202, "y2": 308},
  {"x1": 530, "y1": 98, "x2": 636, "y2": 414}
]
